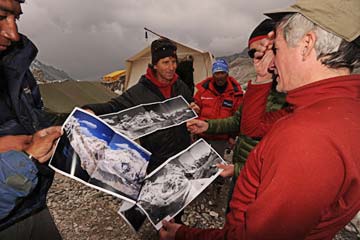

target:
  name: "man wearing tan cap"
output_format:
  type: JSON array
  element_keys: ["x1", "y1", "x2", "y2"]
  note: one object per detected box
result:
[{"x1": 159, "y1": 0, "x2": 360, "y2": 239}]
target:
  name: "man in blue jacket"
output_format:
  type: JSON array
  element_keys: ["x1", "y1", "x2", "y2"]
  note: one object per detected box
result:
[
  {"x1": 0, "y1": 0, "x2": 64, "y2": 239},
  {"x1": 0, "y1": 126, "x2": 62, "y2": 220}
]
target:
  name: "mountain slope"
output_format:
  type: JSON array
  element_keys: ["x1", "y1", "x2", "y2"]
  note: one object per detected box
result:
[{"x1": 30, "y1": 59, "x2": 73, "y2": 83}]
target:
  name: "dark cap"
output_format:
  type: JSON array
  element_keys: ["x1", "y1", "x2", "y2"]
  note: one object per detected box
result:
[
  {"x1": 248, "y1": 19, "x2": 276, "y2": 47},
  {"x1": 151, "y1": 38, "x2": 177, "y2": 65}
]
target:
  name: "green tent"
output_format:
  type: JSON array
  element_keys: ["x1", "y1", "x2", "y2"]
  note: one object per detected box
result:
[{"x1": 39, "y1": 80, "x2": 117, "y2": 114}]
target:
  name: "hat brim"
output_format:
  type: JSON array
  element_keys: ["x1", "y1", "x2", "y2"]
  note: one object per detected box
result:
[
  {"x1": 212, "y1": 69, "x2": 228, "y2": 74},
  {"x1": 264, "y1": 6, "x2": 299, "y2": 21}
]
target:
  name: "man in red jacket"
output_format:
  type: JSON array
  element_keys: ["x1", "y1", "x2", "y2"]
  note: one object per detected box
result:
[
  {"x1": 160, "y1": 0, "x2": 360, "y2": 239},
  {"x1": 193, "y1": 59, "x2": 243, "y2": 155}
]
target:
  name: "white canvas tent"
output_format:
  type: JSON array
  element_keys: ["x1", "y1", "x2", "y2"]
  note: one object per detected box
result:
[{"x1": 124, "y1": 38, "x2": 214, "y2": 90}]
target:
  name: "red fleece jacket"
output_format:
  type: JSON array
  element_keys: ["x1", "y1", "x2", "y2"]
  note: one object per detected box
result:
[
  {"x1": 176, "y1": 75, "x2": 360, "y2": 240},
  {"x1": 194, "y1": 76, "x2": 243, "y2": 140},
  {"x1": 241, "y1": 80, "x2": 292, "y2": 138}
]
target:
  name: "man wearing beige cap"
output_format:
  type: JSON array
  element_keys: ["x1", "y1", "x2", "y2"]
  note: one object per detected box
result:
[{"x1": 159, "y1": 0, "x2": 360, "y2": 239}]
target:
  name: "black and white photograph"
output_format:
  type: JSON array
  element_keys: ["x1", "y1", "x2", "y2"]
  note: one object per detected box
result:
[
  {"x1": 136, "y1": 139, "x2": 225, "y2": 230},
  {"x1": 50, "y1": 108, "x2": 151, "y2": 202},
  {"x1": 161, "y1": 95, "x2": 198, "y2": 125},
  {"x1": 100, "y1": 96, "x2": 197, "y2": 139},
  {"x1": 117, "y1": 201, "x2": 147, "y2": 233}
]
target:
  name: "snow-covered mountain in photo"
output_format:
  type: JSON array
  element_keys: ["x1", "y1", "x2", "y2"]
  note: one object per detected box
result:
[{"x1": 64, "y1": 116, "x2": 148, "y2": 199}]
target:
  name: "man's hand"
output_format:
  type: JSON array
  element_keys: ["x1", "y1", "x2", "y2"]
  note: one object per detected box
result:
[
  {"x1": 24, "y1": 126, "x2": 63, "y2": 163},
  {"x1": 216, "y1": 163, "x2": 234, "y2": 178},
  {"x1": 0, "y1": 135, "x2": 32, "y2": 153},
  {"x1": 189, "y1": 102, "x2": 200, "y2": 114},
  {"x1": 83, "y1": 108, "x2": 95, "y2": 115},
  {"x1": 253, "y1": 31, "x2": 275, "y2": 59},
  {"x1": 186, "y1": 119, "x2": 209, "y2": 134},
  {"x1": 254, "y1": 50, "x2": 275, "y2": 82},
  {"x1": 253, "y1": 31, "x2": 276, "y2": 83},
  {"x1": 159, "y1": 220, "x2": 182, "y2": 240}
]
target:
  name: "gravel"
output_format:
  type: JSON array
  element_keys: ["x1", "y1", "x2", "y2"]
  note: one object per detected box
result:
[
  {"x1": 47, "y1": 173, "x2": 358, "y2": 240},
  {"x1": 47, "y1": 173, "x2": 229, "y2": 240}
]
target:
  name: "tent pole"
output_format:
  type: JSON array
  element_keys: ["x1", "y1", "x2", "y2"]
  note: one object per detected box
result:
[{"x1": 144, "y1": 27, "x2": 166, "y2": 39}]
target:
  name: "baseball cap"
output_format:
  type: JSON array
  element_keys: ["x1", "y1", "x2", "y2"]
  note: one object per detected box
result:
[
  {"x1": 264, "y1": 0, "x2": 360, "y2": 45},
  {"x1": 212, "y1": 59, "x2": 229, "y2": 74},
  {"x1": 248, "y1": 19, "x2": 276, "y2": 47}
]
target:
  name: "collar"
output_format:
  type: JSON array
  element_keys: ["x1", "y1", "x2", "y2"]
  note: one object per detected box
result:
[{"x1": 286, "y1": 75, "x2": 360, "y2": 109}]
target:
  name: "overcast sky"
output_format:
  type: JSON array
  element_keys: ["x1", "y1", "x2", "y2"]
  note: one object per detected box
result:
[{"x1": 18, "y1": 0, "x2": 295, "y2": 80}]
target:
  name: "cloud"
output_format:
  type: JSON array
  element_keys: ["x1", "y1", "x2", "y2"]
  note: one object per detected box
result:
[
  {"x1": 19, "y1": 0, "x2": 295, "y2": 80},
  {"x1": 79, "y1": 120, "x2": 97, "y2": 129},
  {"x1": 115, "y1": 143, "x2": 131, "y2": 151},
  {"x1": 79, "y1": 126, "x2": 93, "y2": 137}
]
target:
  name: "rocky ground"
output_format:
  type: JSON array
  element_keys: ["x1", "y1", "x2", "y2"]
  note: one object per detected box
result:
[
  {"x1": 47, "y1": 173, "x2": 230, "y2": 240},
  {"x1": 47, "y1": 173, "x2": 359, "y2": 240}
]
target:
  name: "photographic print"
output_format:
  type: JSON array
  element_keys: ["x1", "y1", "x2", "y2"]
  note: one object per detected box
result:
[
  {"x1": 49, "y1": 108, "x2": 151, "y2": 202},
  {"x1": 100, "y1": 96, "x2": 197, "y2": 140},
  {"x1": 117, "y1": 201, "x2": 147, "y2": 233},
  {"x1": 136, "y1": 139, "x2": 225, "y2": 230}
]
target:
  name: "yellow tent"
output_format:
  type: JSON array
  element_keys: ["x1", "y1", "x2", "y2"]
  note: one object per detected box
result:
[{"x1": 103, "y1": 69, "x2": 126, "y2": 83}]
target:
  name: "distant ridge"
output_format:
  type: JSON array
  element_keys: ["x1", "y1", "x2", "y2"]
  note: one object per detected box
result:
[{"x1": 30, "y1": 59, "x2": 73, "y2": 83}]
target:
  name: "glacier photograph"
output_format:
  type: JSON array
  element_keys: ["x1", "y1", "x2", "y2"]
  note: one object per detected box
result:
[
  {"x1": 136, "y1": 139, "x2": 224, "y2": 230},
  {"x1": 50, "y1": 108, "x2": 151, "y2": 201},
  {"x1": 100, "y1": 96, "x2": 197, "y2": 140}
]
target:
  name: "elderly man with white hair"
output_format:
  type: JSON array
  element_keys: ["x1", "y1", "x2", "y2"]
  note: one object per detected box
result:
[{"x1": 159, "y1": 0, "x2": 360, "y2": 239}]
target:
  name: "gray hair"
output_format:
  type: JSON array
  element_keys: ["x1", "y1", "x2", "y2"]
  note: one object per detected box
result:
[{"x1": 278, "y1": 13, "x2": 360, "y2": 72}]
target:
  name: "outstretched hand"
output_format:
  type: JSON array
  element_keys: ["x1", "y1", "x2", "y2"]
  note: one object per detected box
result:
[
  {"x1": 159, "y1": 220, "x2": 182, "y2": 240},
  {"x1": 83, "y1": 108, "x2": 95, "y2": 115},
  {"x1": 186, "y1": 119, "x2": 209, "y2": 134},
  {"x1": 216, "y1": 163, "x2": 234, "y2": 178},
  {"x1": 189, "y1": 102, "x2": 200, "y2": 114}
]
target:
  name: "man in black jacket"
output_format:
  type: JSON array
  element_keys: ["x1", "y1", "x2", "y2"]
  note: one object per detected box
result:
[
  {"x1": 0, "y1": 0, "x2": 63, "y2": 239},
  {"x1": 84, "y1": 38, "x2": 193, "y2": 173},
  {"x1": 84, "y1": 39, "x2": 192, "y2": 227}
]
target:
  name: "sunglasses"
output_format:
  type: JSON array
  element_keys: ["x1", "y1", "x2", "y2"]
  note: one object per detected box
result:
[
  {"x1": 248, "y1": 45, "x2": 278, "y2": 59},
  {"x1": 247, "y1": 48, "x2": 256, "y2": 59}
]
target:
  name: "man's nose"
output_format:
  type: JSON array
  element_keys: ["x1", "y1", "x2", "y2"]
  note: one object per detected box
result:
[
  {"x1": 268, "y1": 58, "x2": 276, "y2": 71},
  {"x1": 169, "y1": 63, "x2": 176, "y2": 71},
  {"x1": 1, "y1": 17, "x2": 20, "y2": 42}
]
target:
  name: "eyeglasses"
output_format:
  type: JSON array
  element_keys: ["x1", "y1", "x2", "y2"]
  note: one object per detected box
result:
[
  {"x1": 247, "y1": 48, "x2": 256, "y2": 59},
  {"x1": 248, "y1": 45, "x2": 278, "y2": 59}
]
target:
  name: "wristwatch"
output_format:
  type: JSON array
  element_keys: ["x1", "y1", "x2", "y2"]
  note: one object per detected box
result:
[{"x1": 21, "y1": 150, "x2": 35, "y2": 161}]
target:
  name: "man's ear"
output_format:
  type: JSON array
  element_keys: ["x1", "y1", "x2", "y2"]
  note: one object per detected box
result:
[{"x1": 302, "y1": 31, "x2": 316, "y2": 60}]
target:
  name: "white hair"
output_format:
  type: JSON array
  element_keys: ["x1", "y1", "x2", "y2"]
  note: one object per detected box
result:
[
  {"x1": 279, "y1": 13, "x2": 342, "y2": 59},
  {"x1": 278, "y1": 13, "x2": 360, "y2": 71}
]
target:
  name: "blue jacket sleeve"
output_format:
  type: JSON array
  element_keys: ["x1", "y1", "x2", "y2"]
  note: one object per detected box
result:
[{"x1": 0, "y1": 151, "x2": 38, "y2": 220}]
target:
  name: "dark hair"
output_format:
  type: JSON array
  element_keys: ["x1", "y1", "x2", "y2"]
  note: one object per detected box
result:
[
  {"x1": 319, "y1": 40, "x2": 360, "y2": 72},
  {"x1": 248, "y1": 19, "x2": 275, "y2": 46}
]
